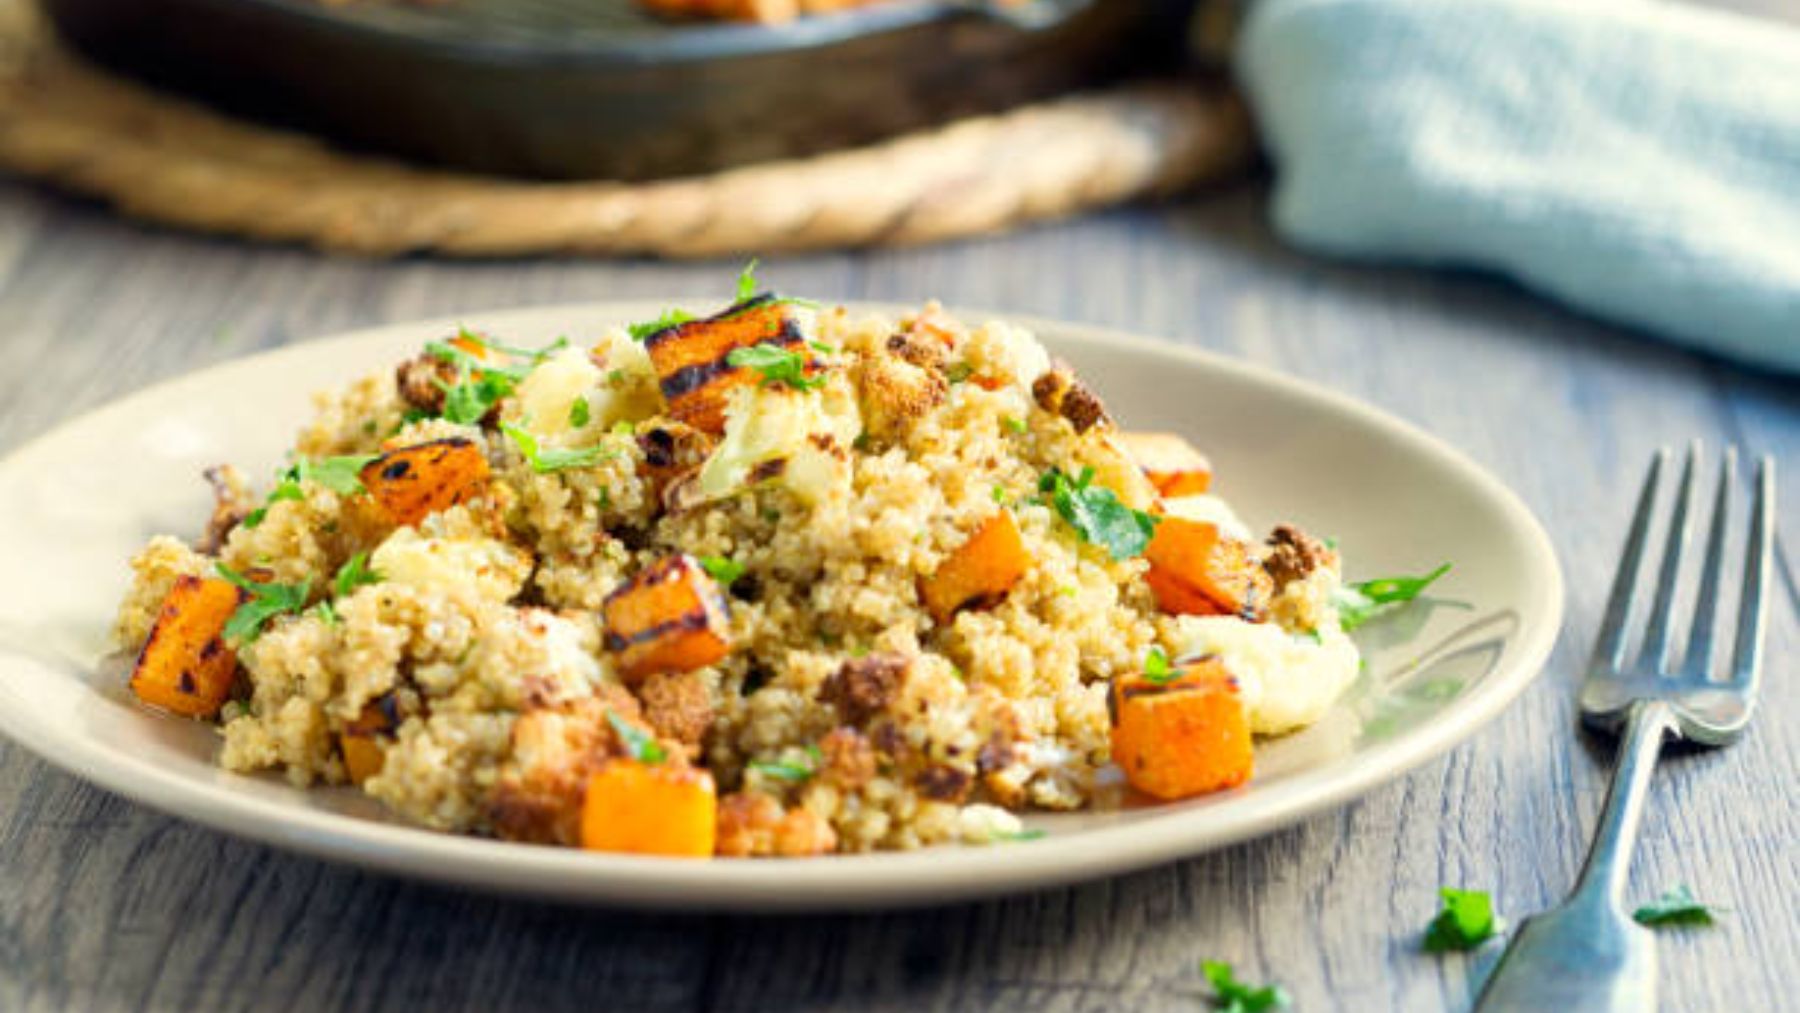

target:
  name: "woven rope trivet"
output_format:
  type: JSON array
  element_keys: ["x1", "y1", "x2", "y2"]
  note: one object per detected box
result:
[{"x1": 0, "y1": 3, "x2": 1254, "y2": 258}]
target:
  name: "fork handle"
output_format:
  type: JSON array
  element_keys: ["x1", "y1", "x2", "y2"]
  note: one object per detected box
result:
[{"x1": 1474, "y1": 700, "x2": 1674, "y2": 1011}]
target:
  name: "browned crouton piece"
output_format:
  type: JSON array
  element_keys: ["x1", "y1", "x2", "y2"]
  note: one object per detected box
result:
[
  {"x1": 488, "y1": 687, "x2": 645, "y2": 845},
  {"x1": 638, "y1": 671, "x2": 714, "y2": 752},
  {"x1": 602, "y1": 555, "x2": 732, "y2": 683},
  {"x1": 817, "y1": 727, "x2": 876, "y2": 790},
  {"x1": 820, "y1": 653, "x2": 908, "y2": 724},
  {"x1": 1262, "y1": 523, "x2": 1339, "y2": 592},
  {"x1": 198, "y1": 465, "x2": 254, "y2": 555},
  {"x1": 713, "y1": 792, "x2": 837, "y2": 857},
  {"x1": 1032, "y1": 360, "x2": 1111, "y2": 434},
  {"x1": 856, "y1": 350, "x2": 947, "y2": 445}
]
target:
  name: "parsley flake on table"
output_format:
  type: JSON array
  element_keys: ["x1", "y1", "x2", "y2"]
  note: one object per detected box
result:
[
  {"x1": 726, "y1": 342, "x2": 826, "y2": 391},
  {"x1": 331, "y1": 551, "x2": 382, "y2": 599},
  {"x1": 1038, "y1": 466, "x2": 1158, "y2": 560},
  {"x1": 1423, "y1": 887, "x2": 1498, "y2": 951},
  {"x1": 1335, "y1": 562, "x2": 1452, "y2": 631},
  {"x1": 698, "y1": 555, "x2": 746, "y2": 586},
  {"x1": 216, "y1": 565, "x2": 311, "y2": 646},
  {"x1": 502, "y1": 423, "x2": 608, "y2": 474},
  {"x1": 1633, "y1": 884, "x2": 1721, "y2": 928},
  {"x1": 749, "y1": 744, "x2": 823, "y2": 782},
  {"x1": 607, "y1": 711, "x2": 667, "y2": 764},
  {"x1": 1201, "y1": 960, "x2": 1290, "y2": 1013}
]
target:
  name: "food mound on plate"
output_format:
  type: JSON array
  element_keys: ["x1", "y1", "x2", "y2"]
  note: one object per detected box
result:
[{"x1": 111, "y1": 272, "x2": 1362, "y2": 858}]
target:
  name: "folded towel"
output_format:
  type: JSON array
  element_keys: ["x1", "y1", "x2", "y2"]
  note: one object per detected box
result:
[{"x1": 1236, "y1": 0, "x2": 1800, "y2": 374}]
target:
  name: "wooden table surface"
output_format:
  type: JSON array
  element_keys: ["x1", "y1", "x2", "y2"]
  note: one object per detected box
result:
[{"x1": 1, "y1": 145, "x2": 1796, "y2": 1012}]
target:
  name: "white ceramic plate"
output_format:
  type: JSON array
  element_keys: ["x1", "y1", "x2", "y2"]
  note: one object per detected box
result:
[{"x1": 0, "y1": 302, "x2": 1562, "y2": 911}]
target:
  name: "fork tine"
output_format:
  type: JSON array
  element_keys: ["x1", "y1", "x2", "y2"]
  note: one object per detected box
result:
[
  {"x1": 1591, "y1": 449, "x2": 1668, "y2": 674},
  {"x1": 1681, "y1": 448, "x2": 1735, "y2": 680},
  {"x1": 1729, "y1": 456, "x2": 1775, "y2": 692},
  {"x1": 1639, "y1": 442, "x2": 1698, "y2": 674}
]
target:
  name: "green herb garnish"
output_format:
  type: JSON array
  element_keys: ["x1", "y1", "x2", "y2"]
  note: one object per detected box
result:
[
  {"x1": 1201, "y1": 960, "x2": 1289, "y2": 1013},
  {"x1": 749, "y1": 744, "x2": 823, "y2": 782},
  {"x1": 944, "y1": 362, "x2": 974, "y2": 384},
  {"x1": 699, "y1": 555, "x2": 746, "y2": 586},
  {"x1": 502, "y1": 423, "x2": 608, "y2": 474},
  {"x1": 1003, "y1": 417, "x2": 1028, "y2": 435},
  {"x1": 1423, "y1": 887, "x2": 1498, "y2": 951},
  {"x1": 331, "y1": 551, "x2": 382, "y2": 599},
  {"x1": 217, "y1": 565, "x2": 311, "y2": 645},
  {"x1": 1038, "y1": 467, "x2": 1158, "y2": 561},
  {"x1": 736, "y1": 258, "x2": 761, "y2": 302},
  {"x1": 1335, "y1": 563, "x2": 1452, "y2": 632},
  {"x1": 607, "y1": 711, "x2": 667, "y2": 764},
  {"x1": 628, "y1": 308, "x2": 696, "y2": 342},
  {"x1": 568, "y1": 396, "x2": 591, "y2": 429},
  {"x1": 424, "y1": 331, "x2": 567, "y2": 425},
  {"x1": 726, "y1": 342, "x2": 826, "y2": 392},
  {"x1": 242, "y1": 455, "x2": 376, "y2": 528},
  {"x1": 1633, "y1": 885, "x2": 1721, "y2": 928},
  {"x1": 1143, "y1": 645, "x2": 1176, "y2": 683}
]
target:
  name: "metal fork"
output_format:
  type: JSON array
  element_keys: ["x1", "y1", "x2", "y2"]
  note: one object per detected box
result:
[{"x1": 1474, "y1": 445, "x2": 1775, "y2": 1013}]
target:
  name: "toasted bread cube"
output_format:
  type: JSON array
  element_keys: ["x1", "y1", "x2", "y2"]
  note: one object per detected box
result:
[
  {"x1": 603, "y1": 555, "x2": 732, "y2": 682},
  {"x1": 360, "y1": 438, "x2": 490, "y2": 527},
  {"x1": 129, "y1": 575, "x2": 245, "y2": 718},
  {"x1": 920, "y1": 512, "x2": 1029, "y2": 624},
  {"x1": 1144, "y1": 517, "x2": 1273, "y2": 621},
  {"x1": 1111, "y1": 655, "x2": 1253, "y2": 800},
  {"x1": 643, "y1": 299, "x2": 813, "y2": 434},
  {"x1": 581, "y1": 759, "x2": 717, "y2": 857},
  {"x1": 1118, "y1": 431, "x2": 1213, "y2": 497}
]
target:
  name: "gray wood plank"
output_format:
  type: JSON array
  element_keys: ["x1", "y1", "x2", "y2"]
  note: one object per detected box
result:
[{"x1": 0, "y1": 168, "x2": 1795, "y2": 1013}]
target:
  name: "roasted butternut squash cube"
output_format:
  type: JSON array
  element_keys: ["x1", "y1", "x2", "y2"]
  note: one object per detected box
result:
[
  {"x1": 360, "y1": 438, "x2": 490, "y2": 527},
  {"x1": 580, "y1": 760, "x2": 717, "y2": 858},
  {"x1": 1110, "y1": 655, "x2": 1253, "y2": 800},
  {"x1": 1118, "y1": 431, "x2": 1213, "y2": 497},
  {"x1": 339, "y1": 697, "x2": 400, "y2": 786},
  {"x1": 602, "y1": 555, "x2": 732, "y2": 682},
  {"x1": 643, "y1": 299, "x2": 812, "y2": 434},
  {"x1": 920, "y1": 512, "x2": 1030, "y2": 624},
  {"x1": 129, "y1": 575, "x2": 245, "y2": 718},
  {"x1": 1144, "y1": 517, "x2": 1273, "y2": 621}
]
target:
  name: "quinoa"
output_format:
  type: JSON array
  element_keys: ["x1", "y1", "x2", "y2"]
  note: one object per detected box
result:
[{"x1": 111, "y1": 291, "x2": 1360, "y2": 855}]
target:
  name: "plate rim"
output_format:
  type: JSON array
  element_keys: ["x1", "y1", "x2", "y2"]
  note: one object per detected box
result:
[{"x1": 0, "y1": 300, "x2": 1565, "y2": 911}]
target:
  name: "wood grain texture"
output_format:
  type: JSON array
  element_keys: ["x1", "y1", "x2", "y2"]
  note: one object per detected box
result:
[{"x1": 0, "y1": 162, "x2": 1796, "y2": 1013}]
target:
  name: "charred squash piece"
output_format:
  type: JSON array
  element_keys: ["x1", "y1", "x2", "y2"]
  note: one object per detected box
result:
[
  {"x1": 360, "y1": 438, "x2": 490, "y2": 527},
  {"x1": 580, "y1": 760, "x2": 717, "y2": 857},
  {"x1": 339, "y1": 696, "x2": 401, "y2": 786},
  {"x1": 1117, "y1": 431, "x2": 1213, "y2": 497},
  {"x1": 920, "y1": 512, "x2": 1030, "y2": 625},
  {"x1": 643, "y1": 298, "x2": 811, "y2": 434},
  {"x1": 602, "y1": 555, "x2": 732, "y2": 682},
  {"x1": 129, "y1": 575, "x2": 246, "y2": 718},
  {"x1": 1144, "y1": 517, "x2": 1273, "y2": 621},
  {"x1": 1110, "y1": 655, "x2": 1253, "y2": 800}
]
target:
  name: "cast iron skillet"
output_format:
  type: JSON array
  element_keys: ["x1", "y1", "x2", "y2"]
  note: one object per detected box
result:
[{"x1": 43, "y1": 0, "x2": 1193, "y2": 180}]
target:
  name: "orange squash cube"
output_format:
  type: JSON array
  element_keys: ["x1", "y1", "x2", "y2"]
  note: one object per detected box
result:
[
  {"x1": 580, "y1": 760, "x2": 718, "y2": 858},
  {"x1": 920, "y1": 512, "x2": 1030, "y2": 624},
  {"x1": 1117, "y1": 431, "x2": 1213, "y2": 497},
  {"x1": 360, "y1": 438, "x2": 491, "y2": 527},
  {"x1": 1110, "y1": 655, "x2": 1253, "y2": 800},
  {"x1": 602, "y1": 555, "x2": 732, "y2": 682},
  {"x1": 643, "y1": 300, "x2": 812, "y2": 434},
  {"x1": 339, "y1": 698, "x2": 399, "y2": 786},
  {"x1": 129, "y1": 575, "x2": 246, "y2": 719},
  {"x1": 1144, "y1": 517, "x2": 1273, "y2": 621}
]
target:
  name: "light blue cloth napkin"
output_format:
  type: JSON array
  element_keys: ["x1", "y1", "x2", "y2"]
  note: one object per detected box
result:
[{"x1": 1236, "y1": 0, "x2": 1800, "y2": 374}]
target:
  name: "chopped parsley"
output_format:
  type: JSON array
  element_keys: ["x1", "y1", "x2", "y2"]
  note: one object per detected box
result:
[
  {"x1": 424, "y1": 331, "x2": 567, "y2": 425},
  {"x1": 501, "y1": 423, "x2": 608, "y2": 474},
  {"x1": 1335, "y1": 563, "x2": 1452, "y2": 632},
  {"x1": 944, "y1": 362, "x2": 975, "y2": 384},
  {"x1": 628, "y1": 308, "x2": 696, "y2": 342},
  {"x1": 331, "y1": 551, "x2": 382, "y2": 599},
  {"x1": 736, "y1": 258, "x2": 761, "y2": 302},
  {"x1": 749, "y1": 744, "x2": 823, "y2": 782},
  {"x1": 991, "y1": 485, "x2": 1009, "y2": 505},
  {"x1": 1143, "y1": 645, "x2": 1176, "y2": 683},
  {"x1": 1201, "y1": 960, "x2": 1289, "y2": 1013},
  {"x1": 242, "y1": 455, "x2": 376, "y2": 528},
  {"x1": 1003, "y1": 416, "x2": 1028, "y2": 435},
  {"x1": 726, "y1": 342, "x2": 825, "y2": 391},
  {"x1": 217, "y1": 565, "x2": 311, "y2": 645},
  {"x1": 607, "y1": 711, "x2": 666, "y2": 764},
  {"x1": 1423, "y1": 887, "x2": 1498, "y2": 951},
  {"x1": 568, "y1": 396, "x2": 591, "y2": 429},
  {"x1": 1633, "y1": 885, "x2": 1720, "y2": 928},
  {"x1": 698, "y1": 555, "x2": 746, "y2": 586},
  {"x1": 1038, "y1": 466, "x2": 1158, "y2": 561}
]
